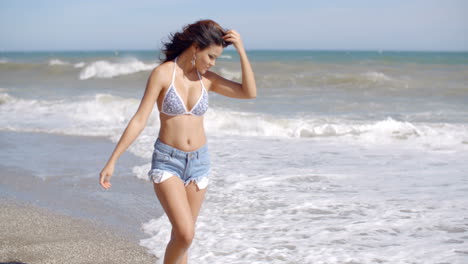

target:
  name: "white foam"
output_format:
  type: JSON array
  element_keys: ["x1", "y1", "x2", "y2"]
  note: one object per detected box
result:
[
  {"x1": 324, "y1": 71, "x2": 405, "y2": 88},
  {"x1": 218, "y1": 68, "x2": 241, "y2": 80},
  {"x1": 79, "y1": 59, "x2": 158, "y2": 80},
  {"x1": 219, "y1": 55, "x2": 232, "y2": 59},
  {"x1": 1, "y1": 93, "x2": 466, "y2": 152},
  {"x1": 361, "y1": 71, "x2": 392, "y2": 82},
  {"x1": 205, "y1": 109, "x2": 468, "y2": 150},
  {"x1": 0, "y1": 92, "x2": 146, "y2": 136},
  {"x1": 132, "y1": 163, "x2": 152, "y2": 181},
  {"x1": 74, "y1": 62, "x2": 85, "y2": 68},
  {"x1": 0, "y1": 92, "x2": 13, "y2": 104},
  {"x1": 0, "y1": 92, "x2": 162, "y2": 164},
  {"x1": 48, "y1": 59, "x2": 71, "y2": 66},
  {"x1": 139, "y1": 136, "x2": 468, "y2": 263}
]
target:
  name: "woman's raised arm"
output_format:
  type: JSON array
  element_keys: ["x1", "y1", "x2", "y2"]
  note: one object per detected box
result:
[{"x1": 210, "y1": 30, "x2": 257, "y2": 99}]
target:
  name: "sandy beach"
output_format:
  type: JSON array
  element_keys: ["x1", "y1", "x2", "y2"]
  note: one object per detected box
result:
[
  {"x1": 0, "y1": 198, "x2": 157, "y2": 264},
  {"x1": 0, "y1": 131, "x2": 163, "y2": 263}
]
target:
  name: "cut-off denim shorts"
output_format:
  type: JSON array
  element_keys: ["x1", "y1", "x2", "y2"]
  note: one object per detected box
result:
[{"x1": 147, "y1": 138, "x2": 211, "y2": 189}]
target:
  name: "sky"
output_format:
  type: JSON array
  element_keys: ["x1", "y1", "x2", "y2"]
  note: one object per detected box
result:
[{"x1": 0, "y1": 0, "x2": 467, "y2": 51}]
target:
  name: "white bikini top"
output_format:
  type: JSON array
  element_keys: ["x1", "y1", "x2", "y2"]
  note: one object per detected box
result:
[{"x1": 160, "y1": 57, "x2": 209, "y2": 116}]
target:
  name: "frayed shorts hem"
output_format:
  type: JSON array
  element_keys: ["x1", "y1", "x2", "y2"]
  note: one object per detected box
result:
[{"x1": 148, "y1": 169, "x2": 210, "y2": 189}]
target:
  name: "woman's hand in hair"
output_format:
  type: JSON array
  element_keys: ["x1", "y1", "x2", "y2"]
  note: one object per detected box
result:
[{"x1": 223, "y1": 29, "x2": 244, "y2": 52}]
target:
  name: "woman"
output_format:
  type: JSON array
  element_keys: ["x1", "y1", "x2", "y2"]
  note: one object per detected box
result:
[{"x1": 99, "y1": 20, "x2": 256, "y2": 264}]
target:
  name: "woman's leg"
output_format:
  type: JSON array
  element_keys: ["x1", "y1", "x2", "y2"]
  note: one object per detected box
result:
[
  {"x1": 178, "y1": 181, "x2": 208, "y2": 264},
  {"x1": 153, "y1": 176, "x2": 196, "y2": 264}
]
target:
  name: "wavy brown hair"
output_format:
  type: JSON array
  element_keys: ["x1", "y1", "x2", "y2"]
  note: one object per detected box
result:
[{"x1": 160, "y1": 20, "x2": 231, "y2": 63}]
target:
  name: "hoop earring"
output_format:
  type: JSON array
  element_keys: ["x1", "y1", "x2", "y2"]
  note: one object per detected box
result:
[{"x1": 191, "y1": 54, "x2": 196, "y2": 67}]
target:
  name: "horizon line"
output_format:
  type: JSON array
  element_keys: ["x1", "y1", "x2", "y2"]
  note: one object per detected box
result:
[{"x1": 1, "y1": 48, "x2": 468, "y2": 53}]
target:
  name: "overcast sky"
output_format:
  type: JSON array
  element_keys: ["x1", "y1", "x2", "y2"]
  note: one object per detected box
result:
[{"x1": 1, "y1": 0, "x2": 467, "y2": 51}]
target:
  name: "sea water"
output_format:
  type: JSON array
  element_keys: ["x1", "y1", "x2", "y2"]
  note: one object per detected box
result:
[{"x1": 1, "y1": 50, "x2": 467, "y2": 263}]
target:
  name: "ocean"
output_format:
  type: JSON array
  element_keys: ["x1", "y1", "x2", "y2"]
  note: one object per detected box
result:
[{"x1": 1, "y1": 49, "x2": 467, "y2": 263}]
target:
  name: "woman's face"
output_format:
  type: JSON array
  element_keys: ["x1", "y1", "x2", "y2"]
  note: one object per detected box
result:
[{"x1": 195, "y1": 44, "x2": 223, "y2": 74}]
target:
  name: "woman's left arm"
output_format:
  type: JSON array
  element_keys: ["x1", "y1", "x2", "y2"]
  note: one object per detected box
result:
[{"x1": 210, "y1": 30, "x2": 257, "y2": 99}]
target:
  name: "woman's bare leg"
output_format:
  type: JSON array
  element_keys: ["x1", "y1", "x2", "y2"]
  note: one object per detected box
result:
[
  {"x1": 178, "y1": 181, "x2": 208, "y2": 264},
  {"x1": 153, "y1": 176, "x2": 196, "y2": 264}
]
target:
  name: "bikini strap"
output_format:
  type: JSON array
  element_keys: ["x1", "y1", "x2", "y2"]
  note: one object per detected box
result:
[
  {"x1": 196, "y1": 70, "x2": 206, "y2": 90},
  {"x1": 171, "y1": 57, "x2": 178, "y2": 84}
]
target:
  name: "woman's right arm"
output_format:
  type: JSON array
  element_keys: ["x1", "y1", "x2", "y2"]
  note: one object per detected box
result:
[{"x1": 99, "y1": 66, "x2": 165, "y2": 189}]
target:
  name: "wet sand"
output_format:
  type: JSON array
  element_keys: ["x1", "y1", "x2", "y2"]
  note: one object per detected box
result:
[
  {"x1": 0, "y1": 130, "x2": 162, "y2": 238},
  {"x1": 0, "y1": 198, "x2": 157, "y2": 264}
]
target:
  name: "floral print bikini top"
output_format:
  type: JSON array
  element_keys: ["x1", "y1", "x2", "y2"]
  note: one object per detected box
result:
[{"x1": 160, "y1": 57, "x2": 209, "y2": 116}]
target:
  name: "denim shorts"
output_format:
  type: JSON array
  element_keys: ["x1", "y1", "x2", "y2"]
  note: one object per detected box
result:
[{"x1": 147, "y1": 138, "x2": 211, "y2": 189}]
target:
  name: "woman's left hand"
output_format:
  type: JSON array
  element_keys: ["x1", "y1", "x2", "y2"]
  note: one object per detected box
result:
[{"x1": 223, "y1": 29, "x2": 244, "y2": 51}]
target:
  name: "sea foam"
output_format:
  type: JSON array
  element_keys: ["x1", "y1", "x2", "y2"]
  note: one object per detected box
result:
[
  {"x1": 138, "y1": 135, "x2": 468, "y2": 263},
  {"x1": 74, "y1": 62, "x2": 85, "y2": 68},
  {"x1": 1, "y1": 93, "x2": 467, "y2": 151},
  {"x1": 48, "y1": 59, "x2": 71, "y2": 66},
  {"x1": 79, "y1": 59, "x2": 158, "y2": 80},
  {"x1": 218, "y1": 68, "x2": 241, "y2": 80}
]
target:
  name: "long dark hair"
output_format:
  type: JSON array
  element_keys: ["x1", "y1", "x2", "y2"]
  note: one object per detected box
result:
[{"x1": 160, "y1": 20, "x2": 231, "y2": 63}]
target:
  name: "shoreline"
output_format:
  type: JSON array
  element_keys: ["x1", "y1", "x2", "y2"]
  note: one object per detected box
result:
[
  {"x1": 0, "y1": 130, "x2": 163, "y2": 263},
  {"x1": 0, "y1": 198, "x2": 157, "y2": 264},
  {"x1": 0, "y1": 130, "x2": 163, "y2": 238}
]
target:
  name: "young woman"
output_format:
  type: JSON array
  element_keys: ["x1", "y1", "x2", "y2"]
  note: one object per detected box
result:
[{"x1": 99, "y1": 20, "x2": 256, "y2": 263}]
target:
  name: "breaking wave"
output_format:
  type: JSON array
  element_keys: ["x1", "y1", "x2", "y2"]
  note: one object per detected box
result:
[
  {"x1": 79, "y1": 59, "x2": 158, "y2": 80},
  {"x1": 1, "y1": 92, "x2": 466, "y2": 150}
]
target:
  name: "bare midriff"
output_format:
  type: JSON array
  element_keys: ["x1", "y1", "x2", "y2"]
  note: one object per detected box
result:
[{"x1": 158, "y1": 113, "x2": 207, "y2": 152}]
